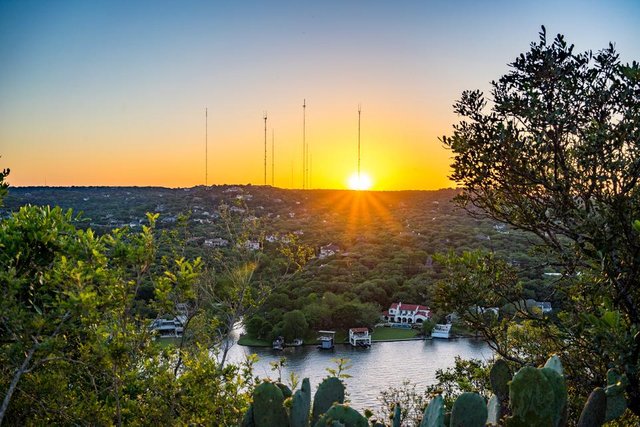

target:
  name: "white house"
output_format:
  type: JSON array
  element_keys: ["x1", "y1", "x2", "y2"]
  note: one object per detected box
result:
[
  {"x1": 319, "y1": 243, "x2": 340, "y2": 259},
  {"x1": 204, "y1": 237, "x2": 229, "y2": 248},
  {"x1": 150, "y1": 304, "x2": 188, "y2": 338},
  {"x1": 382, "y1": 302, "x2": 431, "y2": 324}
]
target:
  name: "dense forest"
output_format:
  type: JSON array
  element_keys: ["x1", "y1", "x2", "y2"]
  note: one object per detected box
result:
[{"x1": 2, "y1": 185, "x2": 557, "y2": 341}]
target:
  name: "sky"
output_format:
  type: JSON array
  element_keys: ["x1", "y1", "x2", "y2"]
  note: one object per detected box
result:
[{"x1": 1, "y1": 0, "x2": 639, "y2": 190}]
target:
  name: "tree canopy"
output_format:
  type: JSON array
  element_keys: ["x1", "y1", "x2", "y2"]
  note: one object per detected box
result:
[{"x1": 442, "y1": 27, "x2": 640, "y2": 415}]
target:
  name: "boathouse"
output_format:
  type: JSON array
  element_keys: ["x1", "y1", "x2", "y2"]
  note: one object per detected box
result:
[
  {"x1": 317, "y1": 330, "x2": 336, "y2": 350},
  {"x1": 348, "y1": 327, "x2": 371, "y2": 347}
]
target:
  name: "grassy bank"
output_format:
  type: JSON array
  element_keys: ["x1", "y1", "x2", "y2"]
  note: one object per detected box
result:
[{"x1": 371, "y1": 326, "x2": 420, "y2": 340}]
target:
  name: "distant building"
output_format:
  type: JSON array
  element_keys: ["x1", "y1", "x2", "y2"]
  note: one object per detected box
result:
[
  {"x1": 319, "y1": 243, "x2": 340, "y2": 259},
  {"x1": 241, "y1": 240, "x2": 261, "y2": 251},
  {"x1": 150, "y1": 304, "x2": 188, "y2": 338},
  {"x1": 382, "y1": 302, "x2": 431, "y2": 324},
  {"x1": 204, "y1": 237, "x2": 229, "y2": 248}
]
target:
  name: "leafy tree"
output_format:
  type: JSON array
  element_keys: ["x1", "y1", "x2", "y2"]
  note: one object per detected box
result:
[
  {"x1": 280, "y1": 309, "x2": 308, "y2": 342},
  {"x1": 442, "y1": 27, "x2": 640, "y2": 414},
  {"x1": 0, "y1": 204, "x2": 255, "y2": 424},
  {"x1": 0, "y1": 162, "x2": 8, "y2": 206}
]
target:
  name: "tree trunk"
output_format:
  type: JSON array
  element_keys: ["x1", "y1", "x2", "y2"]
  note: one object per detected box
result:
[{"x1": 0, "y1": 344, "x2": 36, "y2": 425}]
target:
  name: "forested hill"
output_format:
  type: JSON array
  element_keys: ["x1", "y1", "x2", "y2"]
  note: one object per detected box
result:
[{"x1": 2, "y1": 185, "x2": 555, "y2": 331}]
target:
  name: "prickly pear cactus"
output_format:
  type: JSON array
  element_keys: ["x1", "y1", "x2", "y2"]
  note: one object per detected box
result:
[
  {"x1": 577, "y1": 387, "x2": 606, "y2": 427},
  {"x1": 392, "y1": 404, "x2": 401, "y2": 427},
  {"x1": 544, "y1": 355, "x2": 564, "y2": 376},
  {"x1": 241, "y1": 404, "x2": 256, "y2": 427},
  {"x1": 539, "y1": 367, "x2": 567, "y2": 426},
  {"x1": 277, "y1": 382, "x2": 293, "y2": 399},
  {"x1": 449, "y1": 392, "x2": 487, "y2": 427},
  {"x1": 252, "y1": 381, "x2": 289, "y2": 426},
  {"x1": 312, "y1": 377, "x2": 346, "y2": 425},
  {"x1": 290, "y1": 378, "x2": 312, "y2": 427},
  {"x1": 420, "y1": 395, "x2": 445, "y2": 427},
  {"x1": 486, "y1": 394, "x2": 501, "y2": 425},
  {"x1": 490, "y1": 359, "x2": 511, "y2": 401},
  {"x1": 604, "y1": 369, "x2": 628, "y2": 422},
  {"x1": 314, "y1": 403, "x2": 368, "y2": 427},
  {"x1": 508, "y1": 366, "x2": 556, "y2": 425}
]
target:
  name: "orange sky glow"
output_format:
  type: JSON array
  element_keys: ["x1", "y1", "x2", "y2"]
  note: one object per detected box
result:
[{"x1": 1, "y1": 1, "x2": 638, "y2": 190}]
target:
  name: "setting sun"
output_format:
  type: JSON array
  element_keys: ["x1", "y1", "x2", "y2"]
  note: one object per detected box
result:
[{"x1": 347, "y1": 172, "x2": 373, "y2": 190}]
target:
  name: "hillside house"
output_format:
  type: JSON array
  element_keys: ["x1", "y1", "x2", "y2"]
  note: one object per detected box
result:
[
  {"x1": 382, "y1": 302, "x2": 431, "y2": 324},
  {"x1": 150, "y1": 303, "x2": 188, "y2": 338},
  {"x1": 204, "y1": 237, "x2": 229, "y2": 248},
  {"x1": 319, "y1": 243, "x2": 340, "y2": 259}
]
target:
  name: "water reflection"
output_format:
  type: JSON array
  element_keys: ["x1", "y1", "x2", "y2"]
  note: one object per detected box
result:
[{"x1": 225, "y1": 331, "x2": 492, "y2": 412}]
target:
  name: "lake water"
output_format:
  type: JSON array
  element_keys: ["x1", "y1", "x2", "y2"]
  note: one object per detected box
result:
[{"x1": 224, "y1": 330, "x2": 492, "y2": 413}]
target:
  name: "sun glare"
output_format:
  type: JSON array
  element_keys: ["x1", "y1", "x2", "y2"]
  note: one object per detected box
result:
[{"x1": 347, "y1": 172, "x2": 373, "y2": 191}]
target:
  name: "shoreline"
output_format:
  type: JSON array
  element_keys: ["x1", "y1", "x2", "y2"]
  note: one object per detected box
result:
[{"x1": 236, "y1": 335, "x2": 480, "y2": 348}]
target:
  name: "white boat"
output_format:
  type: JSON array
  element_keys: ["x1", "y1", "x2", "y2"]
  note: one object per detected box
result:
[{"x1": 431, "y1": 323, "x2": 452, "y2": 339}]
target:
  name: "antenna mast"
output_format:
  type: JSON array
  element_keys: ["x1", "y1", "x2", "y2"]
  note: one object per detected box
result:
[
  {"x1": 263, "y1": 112, "x2": 267, "y2": 186},
  {"x1": 302, "y1": 99, "x2": 306, "y2": 189},
  {"x1": 205, "y1": 107, "x2": 208, "y2": 186},
  {"x1": 271, "y1": 129, "x2": 275, "y2": 186},
  {"x1": 358, "y1": 104, "x2": 361, "y2": 180}
]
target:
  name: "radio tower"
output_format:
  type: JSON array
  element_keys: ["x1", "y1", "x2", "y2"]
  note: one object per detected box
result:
[
  {"x1": 358, "y1": 104, "x2": 361, "y2": 180},
  {"x1": 205, "y1": 107, "x2": 208, "y2": 186},
  {"x1": 271, "y1": 129, "x2": 275, "y2": 186},
  {"x1": 263, "y1": 112, "x2": 267, "y2": 186},
  {"x1": 302, "y1": 99, "x2": 306, "y2": 189}
]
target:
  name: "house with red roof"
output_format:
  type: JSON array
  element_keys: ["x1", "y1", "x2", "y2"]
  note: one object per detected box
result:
[{"x1": 382, "y1": 302, "x2": 431, "y2": 325}]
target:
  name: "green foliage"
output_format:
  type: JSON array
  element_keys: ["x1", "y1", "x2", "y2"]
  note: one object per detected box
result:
[
  {"x1": 424, "y1": 357, "x2": 491, "y2": 408},
  {"x1": 0, "y1": 204, "x2": 254, "y2": 425},
  {"x1": 281, "y1": 309, "x2": 309, "y2": 342},
  {"x1": 0, "y1": 162, "x2": 8, "y2": 206},
  {"x1": 442, "y1": 26, "x2": 640, "y2": 414},
  {"x1": 377, "y1": 380, "x2": 431, "y2": 427}
]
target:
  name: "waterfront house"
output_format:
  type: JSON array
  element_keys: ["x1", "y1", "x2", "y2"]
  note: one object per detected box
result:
[
  {"x1": 382, "y1": 302, "x2": 431, "y2": 324},
  {"x1": 348, "y1": 327, "x2": 371, "y2": 347}
]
